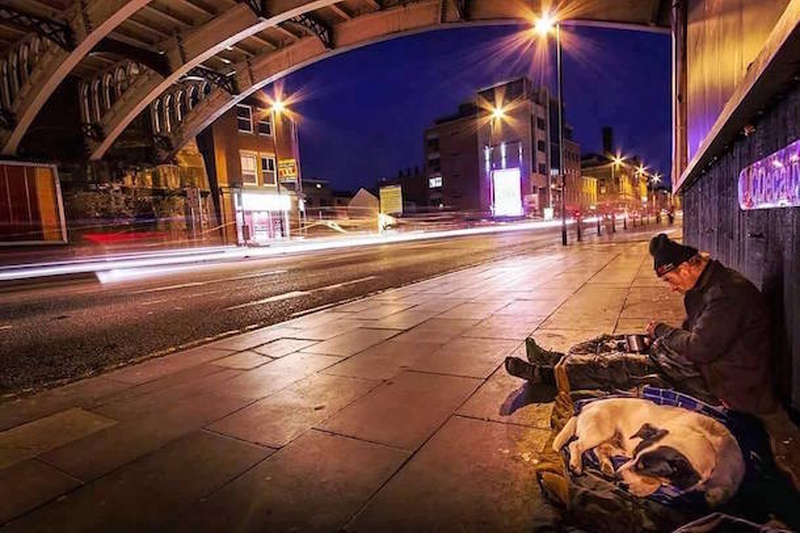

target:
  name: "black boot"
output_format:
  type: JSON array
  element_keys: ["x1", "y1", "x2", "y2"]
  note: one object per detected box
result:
[
  {"x1": 504, "y1": 356, "x2": 541, "y2": 382},
  {"x1": 525, "y1": 337, "x2": 564, "y2": 366}
]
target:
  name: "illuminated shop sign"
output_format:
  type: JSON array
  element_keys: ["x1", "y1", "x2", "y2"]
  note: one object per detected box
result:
[
  {"x1": 278, "y1": 159, "x2": 298, "y2": 181},
  {"x1": 492, "y1": 168, "x2": 523, "y2": 217},
  {"x1": 240, "y1": 192, "x2": 291, "y2": 212},
  {"x1": 738, "y1": 138, "x2": 800, "y2": 210}
]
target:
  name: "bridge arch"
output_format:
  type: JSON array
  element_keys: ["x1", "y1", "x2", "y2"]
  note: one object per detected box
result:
[{"x1": 155, "y1": 0, "x2": 669, "y2": 162}]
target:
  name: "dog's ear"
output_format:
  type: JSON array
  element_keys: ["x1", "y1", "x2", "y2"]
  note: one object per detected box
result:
[
  {"x1": 631, "y1": 423, "x2": 669, "y2": 456},
  {"x1": 635, "y1": 446, "x2": 701, "y2": 491}
]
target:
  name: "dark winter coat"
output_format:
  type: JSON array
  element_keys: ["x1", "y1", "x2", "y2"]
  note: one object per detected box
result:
[{"x1": 654, "y1": 260, "x2": 778, "y2": 415}]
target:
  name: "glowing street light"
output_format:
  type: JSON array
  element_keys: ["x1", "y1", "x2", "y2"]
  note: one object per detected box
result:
[
  {"x1": 490, "y1": 106, "x2": 505, "y2": 121},
  {"x1": 533, "y1": 12, "x2": 556, "y2": 36},
  {"x1": 271, "y1": 98, "x2": 286, "y2": 115},
  {"x1": 651, "y1": 173, "x2": 662, "y2": 185}
]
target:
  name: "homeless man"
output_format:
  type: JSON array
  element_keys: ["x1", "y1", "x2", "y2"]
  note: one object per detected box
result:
[{"x1": 504, "y1": 233, "x2": 799, "y2": 488}]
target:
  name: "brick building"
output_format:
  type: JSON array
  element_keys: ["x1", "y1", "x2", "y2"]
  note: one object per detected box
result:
[
  {"x1": 581, "y1": 128, "x2": 649, "y2": 214},
  {"x1": 424, "y1": 103, "x2": 481, "y2": 212},
  {"x1": 424, "y1": 78, "x2": 588, "y2": 217},
  {"x1": 197, "y1": 95, "x2": 302, "y2": 245}
]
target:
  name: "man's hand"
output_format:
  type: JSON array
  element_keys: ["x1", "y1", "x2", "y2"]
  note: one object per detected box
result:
[{"x1": 646, "y1": 321, "x2": 658, "y2": 337}]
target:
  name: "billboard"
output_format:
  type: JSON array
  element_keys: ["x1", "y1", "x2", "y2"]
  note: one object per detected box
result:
[
  {"x1": 0, "y1": 161, "x2": 66, "y2": 245},
  {"x1": 379, "y1": 185, "x2": 403, "y2": 215},
  {"x1": 492, "y1": 168, "x2": 522, "y2": 217}
]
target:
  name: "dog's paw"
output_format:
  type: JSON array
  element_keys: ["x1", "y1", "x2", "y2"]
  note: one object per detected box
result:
[
  {"x1": 704, "y1": 487, "x2": 731, "y2": 507},
  {"x1": 599, "y1": 459, "x2": 615, "y2": 477},
  {"x1": 568, "y1": 458, "x2": 583, "y2": 475}
]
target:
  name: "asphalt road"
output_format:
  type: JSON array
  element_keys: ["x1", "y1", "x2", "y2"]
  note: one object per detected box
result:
[{"x1": 0, "y1": 225, "x2": 617, "y2": 394}]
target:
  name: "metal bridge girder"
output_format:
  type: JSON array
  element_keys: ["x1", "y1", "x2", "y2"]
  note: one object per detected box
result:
[
  {"x1": 288, "y1": 13, "x2": 334, "y2": 49},
  {"x1": 184, "y1": 66, "x2": 240, "y2": 95},
  {"x1": 88, "y1": 1, "x2": 343, "y2": 161},
  {"x1": 0, "y1": 0, "x2": 155, "y2": 156}
]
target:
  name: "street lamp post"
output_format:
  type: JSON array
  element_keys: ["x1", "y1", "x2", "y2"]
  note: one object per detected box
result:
[
  {"x1": 556, "y1": 22, "x2": 567, "y2": 246},
  {"x1": 651, "y1": 173, "x2": 661, "y2": 224},
  {"x1": 534, "y1": 12, "x2": 566, "y2": 245},
  {"x1": 611, "y1": 154, "x2": 623, "y2": 232},
  {"x1": 489, "y1": 106, "x2": 504, "y2": 217}
]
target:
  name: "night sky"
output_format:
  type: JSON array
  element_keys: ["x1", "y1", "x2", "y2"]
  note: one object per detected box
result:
[{"x1": 273, "y1": 24, "x2": 670, "y2": 193}]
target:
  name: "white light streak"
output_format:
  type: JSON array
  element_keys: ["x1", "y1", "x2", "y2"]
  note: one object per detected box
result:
[{"x1": 1, "y1": 220, "x2": 578, "y2": 285}]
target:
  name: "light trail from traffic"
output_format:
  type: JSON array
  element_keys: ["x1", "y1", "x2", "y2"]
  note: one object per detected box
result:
[{"x1": 0, "y1": 217, "x2": 601, "y2": 284}]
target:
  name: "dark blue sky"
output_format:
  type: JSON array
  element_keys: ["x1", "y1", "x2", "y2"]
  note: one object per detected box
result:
[{"x1": 272, "y1": 24, "x2": 670, "y2": 192}]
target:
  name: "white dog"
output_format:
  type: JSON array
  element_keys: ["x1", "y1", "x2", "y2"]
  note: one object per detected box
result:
[{"x1": 552, "y1": 398, "x2": 745, "y2": 506}]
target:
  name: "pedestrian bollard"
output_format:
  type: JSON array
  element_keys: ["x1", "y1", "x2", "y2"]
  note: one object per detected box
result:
[
  {"x1": 623, "y1": 216, "x2": 628, "y2": 230},
  {"x1": 597, "y1": 216, "x2": 601, "y2": 236},
  {"x1": 611, "y1": 213, "x2": 616, "y2": 233},
  {"x1": 577, "y1": 215, "x2": 582, "y2": 241}
]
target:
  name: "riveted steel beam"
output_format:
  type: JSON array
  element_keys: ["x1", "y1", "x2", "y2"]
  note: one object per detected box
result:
[
  {"x1": 288, "y1": 13, "x2": 333, "y2": 49},
  {"x1": 184, "y1": 66, "x2": 240, "y2": 95},
  {"x1": 93, "y1": 37, "x2": 172, "y2": 77}
]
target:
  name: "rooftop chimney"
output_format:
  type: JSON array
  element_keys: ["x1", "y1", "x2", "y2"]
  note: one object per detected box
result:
[{"x1": 602, "y1": 127, "x2": 614, "y2": 156}]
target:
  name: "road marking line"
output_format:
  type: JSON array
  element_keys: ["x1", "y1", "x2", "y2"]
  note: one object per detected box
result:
[
  {"x1": 139, "y1": 298, "x2": 171, "y2": 306},
  {"x1": 133, "y1": 282, "x2": 205, "y2": 294},
  {"x1": 225, "y1": 290, "x2": 310, "y2": 311},
  {"x1": 131, "y1": 270, "x2": 288, "y2": 295},
  {"x1": 229, "y1": 270, "x2": 288, "y2": 281},
  {"x1": 224, "y1": 276, "x2": 378, "y2": 312},
  {"x1": 317, "y1": 276, "x2": 378, "y2": 291}
]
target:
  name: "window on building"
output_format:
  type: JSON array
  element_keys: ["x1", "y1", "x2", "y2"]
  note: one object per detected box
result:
[
  {"x1": 427, "y1": 138, "x2": 439, "y2": 151},
  {"x1": 257, "y1": 110, "x2": 272, "y2": 136},
  {"x1": 429, "y1": 176, "x2": 443, "y2": 188},
  {"x1": 236, "y1": 105, "x2": 253, "y2": 133},
  {"x1": 537, "y1": 140, "x2": 546, "y2": 152},
  {"x1": 240, "y1": 152, "x2": 258, "y2": 184},
  {"x1": 261, "y1": 155, "x2": 276, "y2": 185},
  {"x1": 538, "y1": 163, "x2": 547, "y2": 174},
  {"x1": 429, "y1": 158, "x2": 441, "y2": 172},
  {"x1": 537, "y1": 117, "x2": 546, "y2": 130}
]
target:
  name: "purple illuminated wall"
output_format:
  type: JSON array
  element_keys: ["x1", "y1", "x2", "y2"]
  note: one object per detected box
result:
[{"x1": 686, "y1": 0, "x2": 788, "y2": 161}]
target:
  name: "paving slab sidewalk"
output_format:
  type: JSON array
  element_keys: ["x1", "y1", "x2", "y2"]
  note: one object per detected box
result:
[{"x1": 0, "y1": 237, "x2": 684, "y2": 531}]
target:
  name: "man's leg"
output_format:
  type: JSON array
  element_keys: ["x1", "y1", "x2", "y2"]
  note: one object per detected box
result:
[
  {"x1": 525, "y1": 337, "x2": 565, "y2": 366},
  {"x1": 560, "y1": 351, "x2": 669, "y2": 392},
  {"x1": 509, "y1": 335, "x2": 652, "y2": 388},
  {"x1": 505, "y1": 356, "x2": 556, "y2": 385}
]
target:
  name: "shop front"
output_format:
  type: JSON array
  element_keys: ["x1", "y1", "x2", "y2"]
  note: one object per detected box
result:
[{"x1": 234, "y1": 189, "x2": 292, "y2": 245}]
